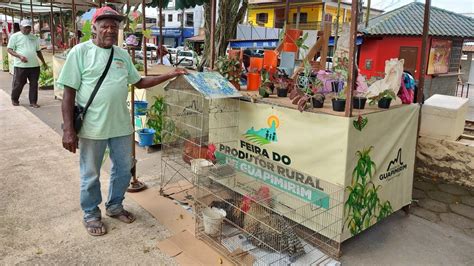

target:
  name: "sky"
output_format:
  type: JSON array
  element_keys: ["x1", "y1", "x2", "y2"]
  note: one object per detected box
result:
[{"x1": 370, "y1": 0, "x2": 474, "y2": 14}]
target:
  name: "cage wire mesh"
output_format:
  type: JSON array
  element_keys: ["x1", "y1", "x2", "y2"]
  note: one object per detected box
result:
[
  {"x1": 195, "y1": 153, "x2": 344, "y2": 265},
  {"x1": 159, "y1": 77, "x2": 240, "y2": 197},
  {"x1": 159, "y1": 77, "x2": 343, "y2": 264}
]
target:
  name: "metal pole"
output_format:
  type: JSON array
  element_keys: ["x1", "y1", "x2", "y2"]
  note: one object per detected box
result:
[
  {"x1": 334, "y1": 0, "x2": 341, "y2": 52},
  {"x1": 418, "y1": 0, "x2": 431, "y2": 103},
  {"x1": 128, "y1": 0, "x2": 147, "y2": 193},
  {"x1": 209, "y1": 0, "x2": 216, "y2": 69},
  {"x1": 72, "y1": 0, "x2": 77, "y2": 46},
  {"x1": 283, "y1": 0, "x2": 290, "y2": 27},
  {"x1": 50, "y1": 1, "x2": 55, "y2": 54},
  {"x1": 159, "y1": 0, "x2": 163, "y2": 64},
  {"x1": 344, "y1": 0, "x2": 359, "y2": 117},
  {"x1": 365, "y1": 0, "x2": 371, "y2": 28},
  {"x1": 142, "y1": 0, "x2": 148, "y2": 75},
  {"x1": 20, "y1": 3, "x2": 23, "y2": 21},
  {"x1": 30, "y1": 0, "x2": 34, "y2": 34},
  {"x1": 59, "y1": 7, "x2": 65, "y2": 45}
]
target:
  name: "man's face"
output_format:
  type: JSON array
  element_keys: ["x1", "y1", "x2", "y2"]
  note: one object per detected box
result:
[
  {"x1": 20, "y1": 26, "x2": 31, "y2": 35},
  {"x1": 94, "y1": 18, "x2": 119, "y2": 47}
]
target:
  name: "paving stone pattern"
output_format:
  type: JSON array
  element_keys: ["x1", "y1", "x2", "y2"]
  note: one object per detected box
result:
[{"x1": 412, "y1": 177, "x2": 474, "y2": 233}]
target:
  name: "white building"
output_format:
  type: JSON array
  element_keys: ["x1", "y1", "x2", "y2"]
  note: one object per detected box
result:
[{"x1": 145, "y1": 0, "x2": 204, "y2": 47}]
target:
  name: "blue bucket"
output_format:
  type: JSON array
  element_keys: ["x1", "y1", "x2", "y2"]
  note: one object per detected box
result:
[
  {"x1": 134, "y1": 101, "x2": 148, "y2": 115},
  {"x1": 137, "y1": 128, "x2": 156, "y2": 146}
]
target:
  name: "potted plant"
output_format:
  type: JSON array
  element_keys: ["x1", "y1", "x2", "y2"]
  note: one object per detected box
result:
[
  {"x1": 353, "y1": 70, "x2": 369, "y2": 109},
  {"x1": 309, "y1": 78, "x2": 325, "y2": 108},
  {"x1": 372, "y1": 89, "x2": 396, "y2": 109},
  {"x1": 332, "y1": 89, "x2": 346, "y2": 112},
  {"x1": 258, "y1": 68, "x2": 273, "y2": 98},
  {"x1": 274, "y1": 69, "x2": 291, "y2": 97},
  {"x1": 216, "y1": 56, "x2": 241, "y2": 90}
]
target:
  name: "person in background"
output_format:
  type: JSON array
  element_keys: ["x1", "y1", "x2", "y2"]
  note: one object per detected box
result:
[
  {"x1": 57, "y1": 6, "x2": 187, "y2": 236},
  {"x1": 156, "y1": 45, "x2": 171, "y2": 66},
  {"x1": 13, "y1": 22, "x2": 20, "y2": 33},
  {"x1": 7, "y1": 19, "x2": 47, "y2": 108}
]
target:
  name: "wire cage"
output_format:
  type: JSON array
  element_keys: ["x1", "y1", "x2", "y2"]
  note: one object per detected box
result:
[
  {"x1": 159, "y1": 75, "x2": 241, "y2": 196},
  {"x1": 194, "y1": 153, "x2": 345, "y2": 265}
]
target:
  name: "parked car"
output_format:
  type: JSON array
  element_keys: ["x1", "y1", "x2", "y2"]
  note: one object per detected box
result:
[
  {"x1": 175, "y1": 50, "x2": 197, "y2": 67},
  {"x1": 135, "y1": 43, "x2": 158, "y2": 60},
  {"x1": 176, "y1": 46, "x2": 186, "y2": 52},
  {"x1": 167, "y1": 47, "x2": 178, "y2": 63}
]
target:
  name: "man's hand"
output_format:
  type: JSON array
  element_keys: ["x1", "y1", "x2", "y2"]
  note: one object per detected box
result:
[
  {"x1": 172, "y1": 68, "x2": 188, "y2": 77},
  {"x1": 42, "y1": 63, "x2": 49, "y2": 69},
  {"x1": 62, "y1": 129, "x2": 79, "y2": 153},
  {"x1": 19, "y1": 55, "x2": 28, "y2": 63}
]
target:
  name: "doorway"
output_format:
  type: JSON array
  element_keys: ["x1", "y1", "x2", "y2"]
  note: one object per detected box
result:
[{"x1": 399, "y1": 46, "x2": 418, "y2": 76}]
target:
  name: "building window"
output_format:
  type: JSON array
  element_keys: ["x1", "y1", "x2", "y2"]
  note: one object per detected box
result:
[
  {"x1": 256, "y1": 13, "x2": 268, "y2": 24},
  {"x1": 185, "y1": 13, "x2": 194, "y2": 27},
  {"x1": 145, "y1": 17, "x2": 157, "y2": 24},
  {"x1": 292, "y1": 13, "x2": 308, "y2": 23},
  {"x1": 178, "y1": 13, "x2": 183, "y2": 23},
  {"x1": 168, "y1": 14, "x2": 173, "y2": 22}
]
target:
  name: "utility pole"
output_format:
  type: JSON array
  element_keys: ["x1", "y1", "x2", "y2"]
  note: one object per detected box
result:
[{"x1": 365, "y1": 0, "x2": 371, "y2": 28}]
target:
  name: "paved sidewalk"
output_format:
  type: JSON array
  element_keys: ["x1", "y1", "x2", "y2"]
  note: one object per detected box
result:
[{"x1": 0, "y1": 88, "x2": 176, "y2": 264}]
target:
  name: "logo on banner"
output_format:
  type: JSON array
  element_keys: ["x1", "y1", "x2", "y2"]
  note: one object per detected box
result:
[
  {"x1": 379, "y1": 148, "x2": 408, "y2": 181},
  {"x1": 243, "y1": 115, "x2": 279, "y2": 145}
]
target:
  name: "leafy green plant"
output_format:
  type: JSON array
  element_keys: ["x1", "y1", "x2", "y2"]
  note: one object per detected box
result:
[
  {"x1": 39, "y1": 64, "x2": 54, "y2": 87},
  {"x1": 369, "y1": 89, "x2": 397, "y2": 105},
  {"x1": 2, "y1": 57, "x2": 9, "y2": 70},
  {"x1": 216, "y1": 56, "x2": 241, "y2": 83},
  {"x1": 80, "y1": 20, "x2": 92, "y2": 43},
  {"x1": 258, "y1": 68, "x2": 272, "y2": 97},
  {"x1": 146, "y1": 96, "x2": 165, "y2": 144},
  {"x1": 134, "y1": 62, "x2": 144, "y2": 71},
  {"x1": 295, "y1": 32, "x2": 309, "y2": 51},
  {"x1": 344, "y1": 147, "x2": 393, "y2": 236}
]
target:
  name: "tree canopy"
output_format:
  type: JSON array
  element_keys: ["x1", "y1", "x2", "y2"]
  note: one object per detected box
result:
[{"x1": 175, "y1": 0, "x2": 209, "y2": 10}]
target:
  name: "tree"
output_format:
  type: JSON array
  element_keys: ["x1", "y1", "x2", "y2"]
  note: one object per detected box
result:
[{"x1": 175, "y1": 0, "x2": 248, "y2": 68}]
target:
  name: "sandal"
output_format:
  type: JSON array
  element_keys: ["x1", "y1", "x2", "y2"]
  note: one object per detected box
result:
[
  {"x1": 106, "y1": 210, "x2": 136, "y2": 224},
  {"x1": 83, "y1": 220, "x2": 107, "y2": 236}
]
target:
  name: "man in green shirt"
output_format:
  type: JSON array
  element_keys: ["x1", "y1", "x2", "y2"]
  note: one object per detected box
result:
[
  {"x1": 58, "y1": 7, "x2": 186, "y2": 236},
  {"x1": 7, "y1": 19, "x2": 47, "y2": 108}
]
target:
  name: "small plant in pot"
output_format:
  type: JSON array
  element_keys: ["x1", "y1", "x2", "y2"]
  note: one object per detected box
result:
[
  {"x1": 378, "y1": 90, "x2": 396, "y2": 109},
  {"x1": 274, "y1": 69, "x2": 291, "y2": 97},
  {"x1": 370, "y1": 89, "x2": 396, "y2": 109},
  {"x1": 353, "y1": 71, "x2": 369, "y2": 109},
  {"x1": 258, "y1": 68, "x2": 273, "y2": 98},
  {"x1": 332, "y1": 89, "x2": 346, "y2": 112},
  {"x1": 309, "y1": 79, "x2": 325, "y2": 108},
  {"x1": 216, "y1": 56, "x2": 242, "y2": 90}
]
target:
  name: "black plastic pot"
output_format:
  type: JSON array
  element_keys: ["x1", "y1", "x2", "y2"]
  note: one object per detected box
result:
[
  {"x1": 353, "y1": 97, "x2": 367, "y2": 109},
  {"x1": 378, "y1": 97, "x2": 392, "y2": 109},
  {"x1": 277, "y1": 88, "x2": 288, "y2": 97},
  {"x1": 332, "y1": 98, "x2": 346, "y2": 112},
  {"x1": 312, "y1": 96, "x2": 325, "y2": 108}
]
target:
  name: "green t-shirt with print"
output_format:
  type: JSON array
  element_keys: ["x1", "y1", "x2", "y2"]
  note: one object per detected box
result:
[
  {"x1": 57, "y1": 40, "x2": 142, "y2": 140},
  {"x1": 7, "y1": 31, "x2": 40, "y2": 68}
]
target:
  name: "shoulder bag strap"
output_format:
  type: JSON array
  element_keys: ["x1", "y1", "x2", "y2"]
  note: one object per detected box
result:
[{"x1": 83, "y1": 47, "x2": 114, "y2": 113}]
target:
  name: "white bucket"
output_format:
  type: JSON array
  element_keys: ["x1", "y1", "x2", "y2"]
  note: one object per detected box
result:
[{"x1": 202, "y1": 208, "x2": 225, "y2": 236}]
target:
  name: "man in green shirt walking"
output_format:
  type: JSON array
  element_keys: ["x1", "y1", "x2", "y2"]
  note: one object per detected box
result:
[
  {"x1": 7, "y1": 19, "x2": 47, "y2": 108},
  {"x1": 57, "y1": 7, "x2": 187, "y2": 236}
]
